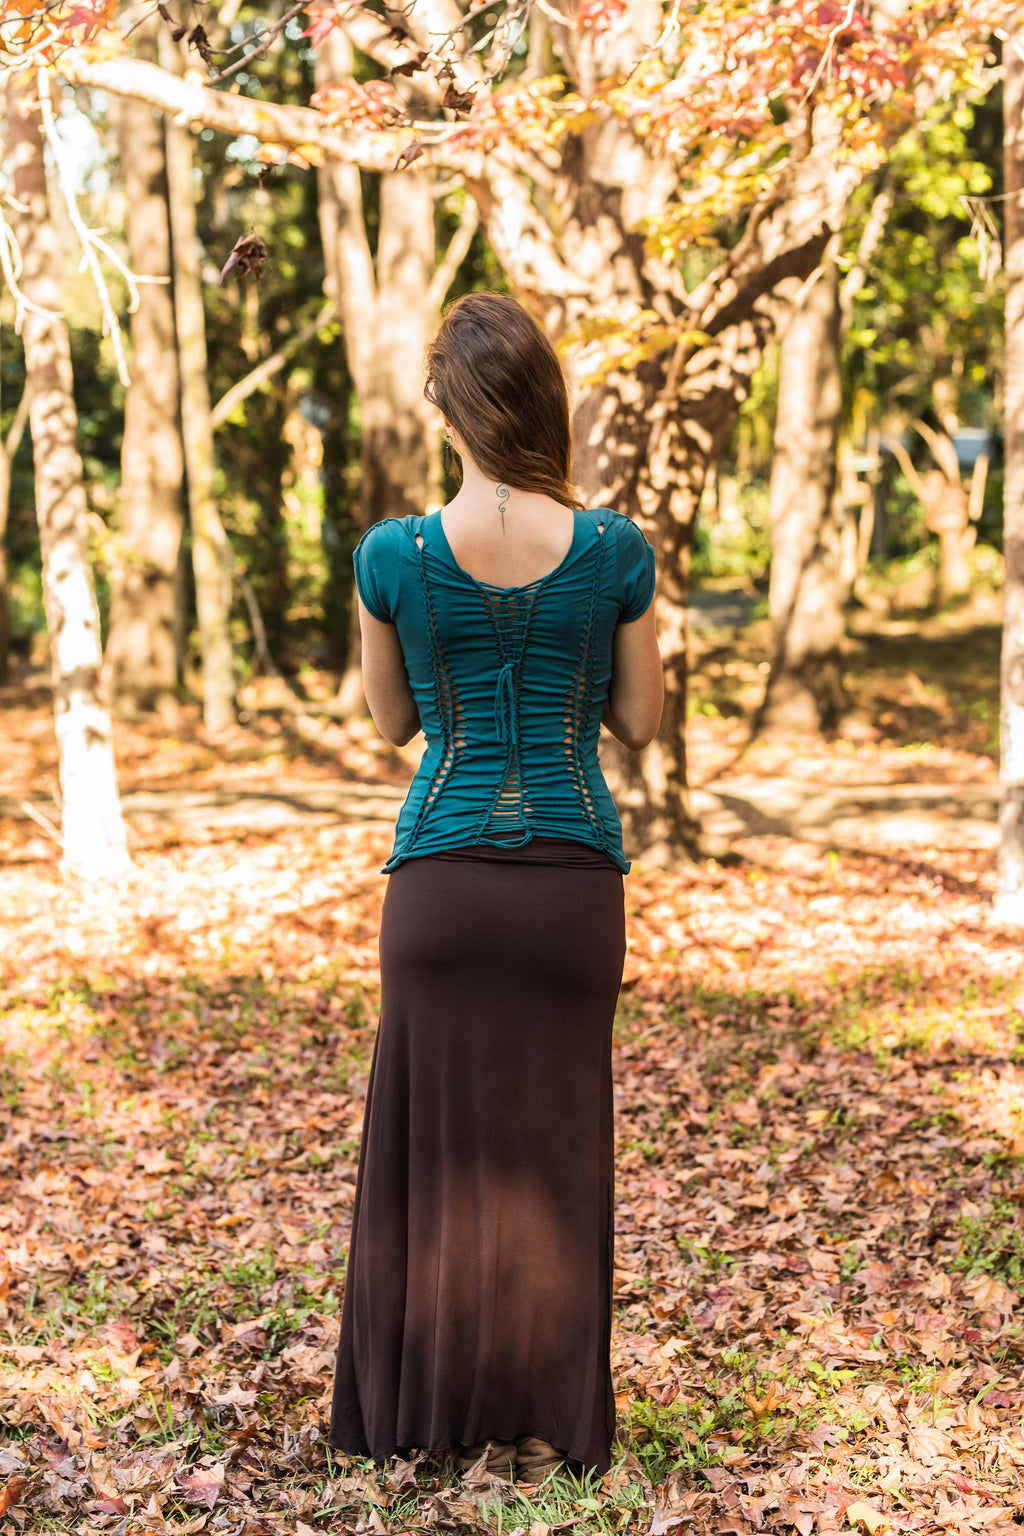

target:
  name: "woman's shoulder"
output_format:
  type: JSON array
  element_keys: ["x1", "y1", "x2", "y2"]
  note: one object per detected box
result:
[
  {"x1": 583, "y1": 507, "x2": 653, "y2": 556},
  {"x1": 353, "y1": 516, "x2": 428, "y2": 622},
  {"x1": 355, "y1": 515, "x2": 425, "y2": 557},
  {"x1": 587, "y1": 509, "x2": 655, "y2": 618},
  {"x1": 594, "y1": 507, "x2": 647, "y2": 535}
]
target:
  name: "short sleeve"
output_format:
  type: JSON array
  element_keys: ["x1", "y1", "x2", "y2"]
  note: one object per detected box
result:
[
  {"x1": 353, "y1": 519, "x2": 403, "y2": 622},
  {"x1": 614, "y1": 513, "x2": 656, "y2": 622}
]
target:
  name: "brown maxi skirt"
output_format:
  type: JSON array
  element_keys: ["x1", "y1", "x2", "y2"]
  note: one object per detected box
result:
[{"x1": 329, "y1": 838, "x2": 626, "y2": 1473}]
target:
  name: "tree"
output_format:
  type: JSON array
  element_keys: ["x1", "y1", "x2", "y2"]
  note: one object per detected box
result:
[
  {"x1": 754, "y1": 167, "x2": 896, "y2": 732},
  {"x1": 102, "y1": 19, "x2": 184, "y2": 714},
  {"x1": 884, "y1": 421, "x2": 989, "y2": 602},
  {"x1": 163, "y1": 38, "x2": 236, "y2": 735},
  {"x1": 840, "y1": 97, "x2": 1002, "y2": 575},
  {"x1": 52, "y1": 0, "x2": 1000, "y2": 858},
  {"x1": 315, "y1": 27, "x2": 466, "y2": 712},
  {"x1": 0, "y1": 384, "x2": 30, "y2": 684},
  {"x1": 758, "y1": 245, "x2": 846, "y2": 735},
  {"x1": 5, "y1": 68, "x2": 130, "y2": 879},
  {"x1": 997, "y1": 23, "x2": 1024, "y2": 925}
]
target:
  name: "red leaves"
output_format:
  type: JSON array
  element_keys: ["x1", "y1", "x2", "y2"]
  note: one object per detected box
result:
[
  {"x1": 57, "y1": 0, "x2": 118, "y2": 42},
  {"x1": 577, "y1": 0, "x2": 628, "y2": 31},
  {"x1": 312, "y1": 77, "x2": 409, "y2": 131},
  {"x1": 0, "y1": 1477, "x2": 27, "y2": 1518},
  {"x1": 301, "y1": 2, "x2": 346, "y2": 47}
]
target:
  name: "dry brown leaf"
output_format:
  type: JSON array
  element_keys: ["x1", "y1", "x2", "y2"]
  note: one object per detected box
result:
[
  {"x1": 845, "y1": 1501, "x2": 891, "y2": 1535},
  {"x1": 906, "y1": 1424, "x2": 955, "y2": 1464},
  {"x1": 962, "y1": 1274, "x2": 1019, "y2": 1316}
]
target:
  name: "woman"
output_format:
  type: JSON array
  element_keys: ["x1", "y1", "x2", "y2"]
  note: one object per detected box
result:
[{"x1": 329, "y1": 292, "x2": 663, "y2": 1482}]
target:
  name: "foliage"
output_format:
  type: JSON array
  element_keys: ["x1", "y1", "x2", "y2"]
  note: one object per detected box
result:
[{"x1": 844, "y1": 94, "x2": 1004, "y2": 438}]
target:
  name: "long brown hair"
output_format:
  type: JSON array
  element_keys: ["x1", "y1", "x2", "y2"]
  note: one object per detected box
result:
[{"x1": 424, "y1": 292, "x2": 583, "y2": 509}]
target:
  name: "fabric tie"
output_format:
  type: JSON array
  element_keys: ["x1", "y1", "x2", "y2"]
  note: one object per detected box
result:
[{"x1": 494, "y1": 661, "x2": 518, "y2": 747}]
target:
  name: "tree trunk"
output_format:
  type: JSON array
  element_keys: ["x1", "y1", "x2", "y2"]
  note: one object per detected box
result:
[
  {"x1": 7, "y1": 74, "x2": 131, "y2": 879},
  {"x1": 363, "y1": 174, "x2": 439, "y2": 524},
  {"x1": 573, "y1": 348, "x2": 704, "y2": 863},
  {"x1": 164, "y1": 109, "x2": 235, "y2": 734},
  {"x1": 317, "y1": 27, "x2": 442, "y2": 716},
  {"x1": 997, "y1": 24, "x2": 1024, "y2": 924},
  {"x1": 758, "y1": 251, "x2": 845, "y2": 734},
  {"x1": 103, "y1": 34, "x2": 184, "y2": 715},
  {"x1": 0, "y1": 387, "x2": 30, "y2": 685},
  {"x1": 928, "y1": 476, "x2": 974, "y2": 603}
]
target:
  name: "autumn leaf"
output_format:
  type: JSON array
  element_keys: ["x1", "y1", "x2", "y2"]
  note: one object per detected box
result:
[
  {"x1": 0, "y1": 1478, "x2": 27, "y2": 1518},
  {"x1": 846, "y1": 1501, "x2": 891, "y2": 1534},
  {"x1": 174, "y1": 1463, "x2": 226, "y2": 1509},
  {"x1": 906, "y1": 1424, "x2": 955, "y2": 1465},
  {"x1": 962, "y1": 1272, "x2": 1019, "y2": 1316},
  {"x1": 287, "y1": 144, "x2": 327, "y2": 168},
  {"x1": 394, "y1": 140, "x2": 425, "y2": 170},
  {"x1": 219, "y1": 233, "x2": 269, "y2": 282},
  {"x1": 443, "y1": 83, "x2": 477, "y2": 115}
]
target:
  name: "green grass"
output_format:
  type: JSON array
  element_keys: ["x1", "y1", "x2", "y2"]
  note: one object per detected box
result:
[
  {"x1": 952, "y1": 1198, "x2": 1024, "y2": 1289},
  {"x1": 478, "y1": 1463, "x2": 647, "y2": 1533}
]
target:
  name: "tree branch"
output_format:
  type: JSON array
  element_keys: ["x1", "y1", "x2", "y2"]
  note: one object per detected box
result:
[
  {"x1": 37, "y1": 65, "x2": 133, "y2": 383},
  {"x1": 883, "y1": 433, "x2": 928, "y2": 503},
  {"x1": 204, "y1": 0, "x2": 307, "y2": 85},
  {"x1": 427, "y1": 194, "x2": 479, "y2": 309},
  {"x1": 4, "y1": 383, "x2": 30, "y2": 463},
  {"x1": 464, "y1": 150, "x2": 577, "y2": 307},
  {"x1": 839, "y1": 177, "x2": 894, "y2": 333},
  {"x1": 58, "y1": 54, "x2": 478, "y2": 175},
  {"x1": 913, "y1": 418, "x2": 961, "y2": 483},
  {"x1": 210, "y1": 301, "x2": 336, "y2": 429},
  {"x1": 334, "y1": 8, "x2": 450, "y2": 104}
]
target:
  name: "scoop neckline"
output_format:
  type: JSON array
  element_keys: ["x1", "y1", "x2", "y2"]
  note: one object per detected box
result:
[{"x1": 428, "y1": 506, "x2": 606, "y2": 594}]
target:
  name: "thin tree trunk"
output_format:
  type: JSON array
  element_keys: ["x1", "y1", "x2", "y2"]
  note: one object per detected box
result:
[
  {"x1": 0, "y1": 387, "x2": 30, "y2": 684},
  {"x1": 104, "y1": 30, "x2": 184, "y2": 714},
  {"x1": 997, "y1": 25, "x2": 1024, "y2": 924},
  {"x1": 758, "y1": 251, "x2": 845, "y2": 734},
  {"x1": 7, "y1": 74, "x2": 130, "y2": 879},
  {"x1": 163, "y1": 67, "x2": 235, "y2": 733}
]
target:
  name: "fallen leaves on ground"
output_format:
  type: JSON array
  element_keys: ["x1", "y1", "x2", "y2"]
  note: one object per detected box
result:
[{"x1": 1, "y1": 697, "x2": 1023, "y2": 1535}]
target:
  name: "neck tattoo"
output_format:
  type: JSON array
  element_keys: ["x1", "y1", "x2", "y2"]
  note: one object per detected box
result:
[{"x1": 496, "y1": 483, "x2": 509, "y2": 536}]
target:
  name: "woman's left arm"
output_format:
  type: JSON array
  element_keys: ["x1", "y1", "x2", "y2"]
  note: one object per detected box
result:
[{"x1": 358, "y1": 598, "x2": 422, "y2": 746}]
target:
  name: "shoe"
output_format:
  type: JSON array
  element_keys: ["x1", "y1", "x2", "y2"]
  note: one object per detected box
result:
[
  {"x1": 453, "y1": 1439, "x2": 516, "y2": 1479},
  {"x1": 515, "y1": 1435, "x2": 565, "y2": 1484}
]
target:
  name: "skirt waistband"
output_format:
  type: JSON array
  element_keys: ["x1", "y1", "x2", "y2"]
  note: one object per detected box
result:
[{"x1": 415, "y1": 837, "x2": 619, "y2": 872}]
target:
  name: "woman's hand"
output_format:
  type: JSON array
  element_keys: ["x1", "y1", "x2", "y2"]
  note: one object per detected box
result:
[
  {"x1": 358, "y1": 599, "x2": 422, "y2": 746},
  {"x1": 602, "y1": 601, "x2": 664, "y2": 752}
]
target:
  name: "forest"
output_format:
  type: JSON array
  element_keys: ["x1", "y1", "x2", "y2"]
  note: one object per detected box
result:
[{"x1": 2, "y1": 0, "x2": 1024, "y2": 1532}]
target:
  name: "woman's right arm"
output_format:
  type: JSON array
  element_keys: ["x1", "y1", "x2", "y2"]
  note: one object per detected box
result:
[
  {"x1": 602, "y1": 600, "x2": 664, "y2": 751},
  {"x1": 358, "y1": 598, "x2": 422, "y2": 747}
]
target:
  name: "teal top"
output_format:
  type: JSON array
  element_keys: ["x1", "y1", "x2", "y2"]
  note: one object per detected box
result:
[{"x1": 354, "y1": 507, "x2": 656, "y2": 873}]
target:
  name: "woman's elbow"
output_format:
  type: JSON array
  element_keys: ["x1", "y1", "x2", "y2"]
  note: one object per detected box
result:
[
  {"x1": 603, "y1": 701, "x2": 662, "y2": 752},
  {"x1": 373, "y1": 710, "x2": 421, "y2": 748},
  {"x1": 618, "y1": 718, "x2": 661, "y2": 752}
]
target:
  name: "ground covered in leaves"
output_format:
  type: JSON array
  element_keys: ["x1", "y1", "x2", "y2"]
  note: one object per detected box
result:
[{"x1": 2, "y1": 619, "x2": 1023, "y2": 1536}]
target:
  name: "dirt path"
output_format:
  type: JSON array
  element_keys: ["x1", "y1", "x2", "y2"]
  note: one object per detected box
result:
[{"x1": 2, "y1": 772, "x2": 999, "y2": 855}]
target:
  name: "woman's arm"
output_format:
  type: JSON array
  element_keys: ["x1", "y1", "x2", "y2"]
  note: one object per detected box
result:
[
  {"x1": 358, "y1": 598, "x2": 422, "y2": 747},
  {"x1": 602, "y1": 601, "x2": 664, "y2": 751}
]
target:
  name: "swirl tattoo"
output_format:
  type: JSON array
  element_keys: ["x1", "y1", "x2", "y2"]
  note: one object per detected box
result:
[{"x1": 497, "y1": 483, "x2": 510, "y2": 535}]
